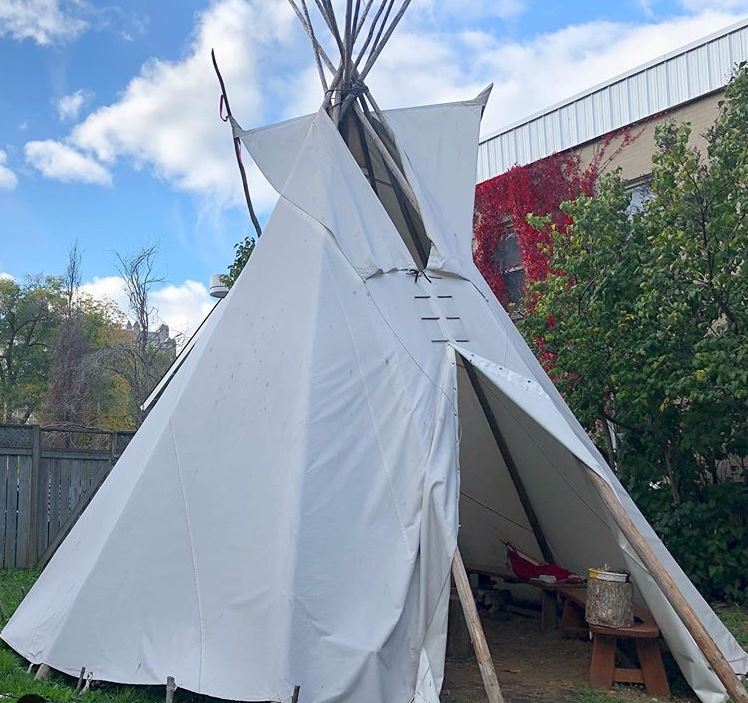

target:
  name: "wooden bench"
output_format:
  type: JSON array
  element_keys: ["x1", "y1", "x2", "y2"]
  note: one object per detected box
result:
[
  {"x1": 465, "y1": 563, "x2": 522, "y2": 584},
  {"x1": 531, "y1": 580, "x2": 670, "y2": 698},
  {"x1": 466, "y1": 567, "x2": 670, "y2": 697}
]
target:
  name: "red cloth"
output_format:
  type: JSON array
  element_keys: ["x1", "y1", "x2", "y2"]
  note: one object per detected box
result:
[{"x1": 506, "y1": 543, "x2": 575, "y2": 582}]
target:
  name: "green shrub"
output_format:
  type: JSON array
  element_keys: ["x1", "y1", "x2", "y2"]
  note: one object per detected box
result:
[{"x1": 645, "y1": 485, "x2": 748, "y2": 603}]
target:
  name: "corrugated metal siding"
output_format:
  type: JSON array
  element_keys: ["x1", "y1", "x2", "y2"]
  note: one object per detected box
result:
[{"x1": 477, "y1": 18, "x2": 748, "y2": 183}]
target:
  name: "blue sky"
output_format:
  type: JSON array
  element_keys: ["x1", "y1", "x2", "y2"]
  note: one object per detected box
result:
[{"x1": 1, "y1": 0, "x2": 747, "y2": 336}]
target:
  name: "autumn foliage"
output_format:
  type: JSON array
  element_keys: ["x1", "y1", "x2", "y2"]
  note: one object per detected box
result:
[{"x1": 473, "y1": 130, "x2": 640, "y2": 306}]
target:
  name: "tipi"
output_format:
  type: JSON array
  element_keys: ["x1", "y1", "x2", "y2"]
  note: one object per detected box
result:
[{"x1": 3, "y1": 3, "x2": 747, "y2": 703}]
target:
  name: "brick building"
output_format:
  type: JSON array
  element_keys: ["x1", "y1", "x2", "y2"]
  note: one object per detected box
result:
[{"x1": 476, "y1": 18, "x2": 748, "y2": 302}]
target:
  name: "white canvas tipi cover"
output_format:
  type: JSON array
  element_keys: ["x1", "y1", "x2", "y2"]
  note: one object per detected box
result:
[{"x1": 3, "y1": 95, "x2": 747, "y2": 703}]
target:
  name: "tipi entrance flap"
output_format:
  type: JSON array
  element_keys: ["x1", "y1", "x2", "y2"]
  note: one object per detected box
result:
[
  {"x1": 453, "y1": 344, "x2": 605, "y2": 476},
  {"x1": 454, "y1": 351, "x2": 624, "y2": 580}
]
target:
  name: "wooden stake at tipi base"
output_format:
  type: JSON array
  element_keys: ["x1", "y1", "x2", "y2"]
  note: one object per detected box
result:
[
  {"x1": 165, "y1": 676, "x2": 176, "y2": 703},
  {"x1": 34, "y1": 663, "x2": 50, "y2": 681}
]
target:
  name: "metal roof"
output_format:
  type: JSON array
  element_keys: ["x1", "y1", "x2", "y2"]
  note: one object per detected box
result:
[{"x1": 477, "y1": 17, "x2": 748, "y2": 183}]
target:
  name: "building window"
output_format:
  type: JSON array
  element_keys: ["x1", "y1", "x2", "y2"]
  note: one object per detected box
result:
[
  {"x1": 626, "y1": 176, "x2": 652, "y2": 214},
  {"x1": 503, "y1": 268, "x2": 525, "y2": 304},
  {"x1": 493, "y1": 226, "x2": 525, "y2": 304}
]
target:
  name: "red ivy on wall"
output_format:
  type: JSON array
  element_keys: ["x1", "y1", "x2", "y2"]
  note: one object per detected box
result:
[{"x1": 473, "y1": 128, "x2": 642, "y2": 306}]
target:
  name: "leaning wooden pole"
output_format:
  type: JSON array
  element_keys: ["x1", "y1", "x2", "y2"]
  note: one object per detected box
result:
[
  {"x1": 210, "y1": 49, "x2": 262, "y2": 239},
  {"x1": 589, "y1": 472, "x2": 748, "y2": 703},
  {"x1": 452, "y1": 548, "x2": 506, "y2": 703},
  {"x1": 462, "y1": 359, "x2": 555, "y2": 564},
  {"x1": 351, "y1": 100, "x2": 421, "y2": 214}
]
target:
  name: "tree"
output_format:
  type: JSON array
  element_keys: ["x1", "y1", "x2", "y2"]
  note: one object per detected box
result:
[
  {"x1": 1, "y1": 243, "x2": 177, "y2": 430},
  {"x1": 43, "y1": 242, "x2": 130, "y2": 432},
  {"x1": 0, "y1": 276, "x2": 64, "y2": 423},
  {"x1": 222, "y1": 236, "x2": 255, "y2": 288},
  {"x1": 519, "y1": 63, "x2": 748, "y2": 600},
  {"x1": 44, "y1": 241, "x2": 91, "y2": 427},
  {"x1": 91, "y1": 244, "x2": 176, "y2": 427}
]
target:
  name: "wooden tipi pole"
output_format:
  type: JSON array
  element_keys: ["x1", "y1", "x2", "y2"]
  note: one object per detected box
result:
[
  {"x1": 462, "y1": 359, "x2": 554, "y2": 564},
  {"x1": 210, "y1": 49, "x2": 262, "y2": 239},
  {"x1": 589, "y1": 472, "x2": 748, "y2": 703},
  {"x1": 452, "y1": 548, "x2": 506, "y2": 703}
]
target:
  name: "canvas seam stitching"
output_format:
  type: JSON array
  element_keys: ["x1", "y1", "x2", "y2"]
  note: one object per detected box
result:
[
  {"x1": 169, "y1": 421, "x2": 205, "y2": 691},
  {"x1": 283, "y1": 194, "x2": 458, "y2": 418}
]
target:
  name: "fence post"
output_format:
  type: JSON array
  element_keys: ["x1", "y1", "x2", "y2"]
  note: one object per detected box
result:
[{"x1": 26, "y1": 425, "x2": 41, "y2": 566}]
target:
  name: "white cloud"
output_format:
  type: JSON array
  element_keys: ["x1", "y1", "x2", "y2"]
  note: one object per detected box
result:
[
  {"x1": 57, "y1": 89, "x2": 91, "y2": 121},
  {"x1": 25, "y1": 140, "x2": 111, "y2": 185},
  {"x1": 0, "y1": 272, "x2": 15, "y2": 281},
  {"x1": 363, "y1": 9, "x2": 748, "y2": 137},
  {"x1": 81, "y1": 276, "x2": 215, "y2": 338},
  {"x1": 0, "y1": 150, "x2": 17, "y2": 190},
  {"x1": 0, "y1": 0, "x2": 87, "y2": 45},
  {"x1": 638, "y1": 0, "x2": 656, "y2": 18},
  {"x1": 68, "y1": 0, "x2": 295, "y2": 211},
  {"x1": 21, "y1": 0, "x2": 748, "y2": 212},
  {"x1": 79, "y1": 275, "x2": 130, "y2": 315},
  {"x1": 151, "y1": 280, "x2": 215, "y2": 338}
]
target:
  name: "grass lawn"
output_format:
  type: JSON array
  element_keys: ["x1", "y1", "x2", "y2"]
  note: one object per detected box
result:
[{"x1": 0, "y1": 570, "x2": 745, "y2": 703}]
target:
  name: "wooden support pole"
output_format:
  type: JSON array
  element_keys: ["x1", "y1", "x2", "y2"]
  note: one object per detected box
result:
[
  {"x1": 359, "y1": 0, "x2": 412, "y2": 81},
  {"x1": 75, "y1": 667, "x2": 86, "y2": 694},
  {"x1": 353, "y1": 106, "x2": 378, "y2": 195},
  {"x1": 290, "y1": 685, "x2": 300, "y2": 703},
  {"x1": 342, "y1": 0, "x2": 353, "y2": 85},
  {"x1": 354, "y1": 0, "x2": 374, "y2": 39},
  {"x1": 81, "y1": 674, "x2": 92, "y2": 695},
  {"x1": 210, "y1": 49, "x2": 262, "y2": 240},
  {"x1": 353, "y1": 0, "x2": 390, "y2": 69},
  {"x1": 287, "y1": 0, "x2": 331, "y2": 90},
  {"x1": 352, "y1": 100, "x2": 421, "y2": 216},
  {"x1": 34, "y1": 663, "x2": 50, "y2": 680},
  {"x1": 462, "y1": 359, "x2": 555, "y2": 564},
  {"x1": 452, "y1": 549, "x2": 505, "y2": 703},
  {"x1": 589, "y1": 471, "x2": 748, "y2": 703},
  {"x1": 165, "y1": 676, "x2": 176, "y2": 703},
  {"x1": 357, "y1": 0, "x2": 394, "y2": 72}
]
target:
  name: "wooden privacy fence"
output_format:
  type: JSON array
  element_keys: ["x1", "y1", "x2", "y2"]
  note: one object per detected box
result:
[{"x1": 0, "y1": 425, "x2": 135, "y2": 569}]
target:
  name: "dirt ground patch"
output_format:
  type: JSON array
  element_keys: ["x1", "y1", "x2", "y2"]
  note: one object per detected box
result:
[{"x1": 441, "y1": 613, "x2": 695, "y2": 703}]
